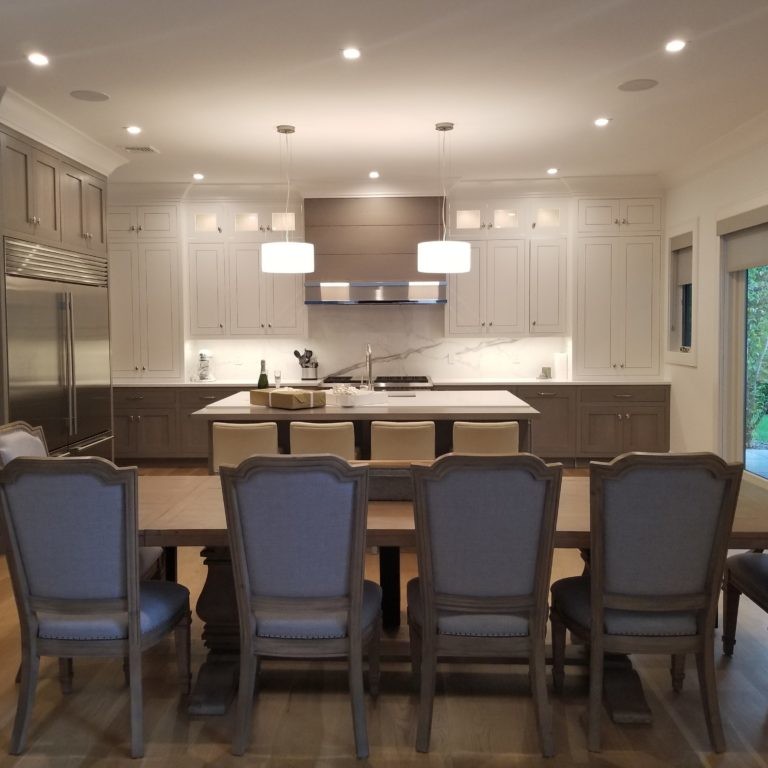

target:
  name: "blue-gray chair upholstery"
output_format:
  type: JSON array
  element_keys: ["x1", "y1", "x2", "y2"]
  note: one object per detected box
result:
[
  {"x1": 0, "y1": 457, "x2": 191, "y2": 758},
  {"x1": 722, "y1": 551, "x2": 768, "y2": 656},
  {"x1": 549, "y1": 452, "x2": 743, "y2": 754},
  {"x1": 220, "y1": 454, "x2": 381, "y2": 758},
  {"x1": 408, "y1": 453, "x2": 562, "y2": 757}
]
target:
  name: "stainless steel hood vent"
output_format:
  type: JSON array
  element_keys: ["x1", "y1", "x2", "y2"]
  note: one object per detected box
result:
[{"x1": 304, "y1": 197, "x2": 445, "y2": 304}]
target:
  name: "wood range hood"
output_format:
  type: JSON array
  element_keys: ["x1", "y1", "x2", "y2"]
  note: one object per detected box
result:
[{"x1": 303, "y1": 196, "x2": 445, "y2": 304}]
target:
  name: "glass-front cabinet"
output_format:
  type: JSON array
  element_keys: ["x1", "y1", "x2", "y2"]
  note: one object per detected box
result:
[{"x1": 450, "y1": 197, "x2": 568, "y2": 238}]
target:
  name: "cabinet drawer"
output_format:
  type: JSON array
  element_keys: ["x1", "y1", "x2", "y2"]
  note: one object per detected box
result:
[
  {"x1": 113, "y1": 388, "x2": 177, "y2": 409},
  {"x1": 578, "y1": 385, "x2": 668, "y2": 404},
  {"x1": 178, "y1": 387, "x2": 242, "y2": 407}
]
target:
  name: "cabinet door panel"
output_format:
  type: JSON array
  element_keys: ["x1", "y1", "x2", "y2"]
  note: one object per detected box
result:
[
  {"x1": 578, "y1": 199, "x2": 620, "y2": 234},
  {"x1": 84, "y1": 176, "x2": 106, "y2": 253},
  {"x1": 265, "y1": 271, "x2": 305, "y2": 335},
  {"x1": 113, "y1": 413, "x2": 138, "y2": 457},
  {"x1": 107, "y1": 206, "x2": 137, "y2": 240},
  {"x1": 229, "y1": 244, "x2": 265, "y2": 334},
  {"x1": 178, "y1": 407, "x2": 210, "y2": 456},
  {"x1": 447, "y1": 242, "x2": 484, "y2": 335},
  {"x1": 32, "y1": 150, "x2": 60, "y2": 241},
  {"x1": 621, "y1": 198, "x2": 661, "y2": 233},
  {"x1": 486, "y1": 240, "x2": 527, "y2": 334},
  {"x1": 138, "y1": 205, "x2": 177, "y2": 239},
  {"x1": 578, "y1": 405, "x2": 624, "y2": 457},
  {"x1": 517, "y1": 386, "x2": 576, "y2": 456},
  {"x1": 530, "y1": 238, "x2": 566, "y2": 334},
  {"x1": 109, "y1": 244, "x2": 141, "y2": 377},
  {"x1": 189, "y1": 244, "x2": 227, "y2": 336},
  {"x1": 577, "y1": 239, "x2": 616, "y2": 373},
  {"x1": 623, "y1": 405, "x2": 668, "y2": 452},
  {"x1": 139, "y1": 244, "x2": 181, "y2": 377},
  {"x1": 135, "y1": 411, "x2": 177, "y2": 457},
  {"x1": 61, "y1": 167, "x2": 85, "y2": 249},
  {"x1": 622, "y1": 238, "x2": 659, "y2": 373},
  {"x1": 1, "y1": 134, "x2": 34, "y2": 235}
]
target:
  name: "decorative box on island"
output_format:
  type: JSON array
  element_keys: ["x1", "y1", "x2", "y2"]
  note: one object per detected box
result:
[{"x1": 249, "y1": 387, "x2": 326, "y2": 409}]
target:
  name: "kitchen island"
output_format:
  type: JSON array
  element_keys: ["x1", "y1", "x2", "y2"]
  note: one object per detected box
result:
[{"x1": 192, "y1": 388, "x2": 540, "y2": 461}]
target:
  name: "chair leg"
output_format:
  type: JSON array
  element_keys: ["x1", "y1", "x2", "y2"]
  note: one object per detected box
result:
[
  {"x1": 408, "y1": 612, "x2": 422, "y2": 678},
  {"x1": 550, "y1": 608, "x2": 566, "y2": 694},
  {"x1": 348, "y1": 639, "x2": 370, "y2": 759},
  {"x1": 722, "y1": 576, "x2": 741, "y2": 657},
  {"x1": 9, "y1": 645, "x2": 40, "y2": 755},
  {"x1": 696, "y1": 636, "x2": 726, "y2": 753},
  {"x1": 530, "y1": 638, "x2": 555, "y2": 757},
  {"x1": 232, "y1": 652, "x2": 257, "y2": 756},
  {"x1": 128, "y1": 646, "x2": 144, "y2": 759},
  {"x1": 58, "y1": 658, "x2": 74, "y2": 695},
  {"x1": 671, "y1": 653, "x2": 686, "y2": 693},
  {"x1": 415, "y1": 637, "x2": 437, "y2": 753},
  {"x1": 587, "y1": 636, "x2": 604, "y2": 753},
  {"x1": 175, "y1": 611, "x2": 192, "y2": 695},
  {"x1": 368, "y1": 615, "x2": 382, "y2": 697}
]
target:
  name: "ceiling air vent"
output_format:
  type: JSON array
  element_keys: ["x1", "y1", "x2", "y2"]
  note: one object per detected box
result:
[{"x1": 122, "y1": 145, "x2": 160, "y2": 154}]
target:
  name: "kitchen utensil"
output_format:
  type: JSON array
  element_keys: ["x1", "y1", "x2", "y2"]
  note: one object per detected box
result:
[{"x1": 293, "y1": 350, "x2": 302, "y2": 361}]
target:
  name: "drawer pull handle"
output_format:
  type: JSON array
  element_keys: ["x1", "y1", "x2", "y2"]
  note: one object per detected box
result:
[
  {"x1": 127, "y1": 395, "x2": 145, "y2": 401},
  {"x1": 200, "y1": 396, "x2": 217, "y2": 401},
  {"x1": 613, "y1": 394, "x2": 633, "y2": 399},
  {"x1": 537, "y1": 392, "x2": 557, "y2": 397}
]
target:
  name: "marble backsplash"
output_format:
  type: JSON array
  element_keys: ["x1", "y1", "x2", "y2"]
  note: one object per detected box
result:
[{"x1": 184, "y1": 304, "x2": 569, "y2": 383}]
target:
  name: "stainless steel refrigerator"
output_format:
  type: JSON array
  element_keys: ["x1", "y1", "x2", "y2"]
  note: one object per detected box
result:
[{"x1": 2, "y1": 238, "x2": 113, "y2": 458}]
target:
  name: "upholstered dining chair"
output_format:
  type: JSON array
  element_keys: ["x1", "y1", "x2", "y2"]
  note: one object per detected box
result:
[
  {"x1": 211, "y1": 421, "x2": 279, "y2": 473},
  {"x1": 408, "y1": 453, "x2": 563, "y2": 757},
  {"x1": 289, "y1": 421, "x2": 356, "y2": 460},
  {"x1": 0, "y1": 456, "x2": 192, "y2": 758},
  {"x1": 220, "y1": 454, "x2": 382, "y2": 758},
  {"x1": 370, "y1": 421, "x2": 435, "y2": 460},
  {"x1": 722, "y1": 551, "x2": 768, "y2": 656},
  {"x1": 452, "y1": 421, "x2": 520, "y2": 455},
  {"x1": 550, "y1": 452, "x2": 743, "y2": 753}
]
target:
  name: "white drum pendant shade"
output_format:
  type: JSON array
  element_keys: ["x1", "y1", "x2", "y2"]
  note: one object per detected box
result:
[
  {"x1": 261, "y1": 241, "x2": 315, "y2": 273},
  {"x1": 417, "y1": 240, "x2": 471, "y2": 273}
]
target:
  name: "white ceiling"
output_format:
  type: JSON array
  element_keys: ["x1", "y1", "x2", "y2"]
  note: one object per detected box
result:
[{"x1": 2, "y1": 0, "x2": 768, "y2": 196}]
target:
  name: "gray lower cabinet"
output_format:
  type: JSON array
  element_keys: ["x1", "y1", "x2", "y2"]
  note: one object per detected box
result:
[
  {"x1": 514, "y1": 385, "x2": 577, "y2": 457},
  {"x1": 178, "y1": 388, "x2": 240, "y2": 457}
]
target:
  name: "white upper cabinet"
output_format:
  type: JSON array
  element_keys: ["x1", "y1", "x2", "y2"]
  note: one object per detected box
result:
[
  {"x1": 107, "y1": 205, "x2": 178, "y2": 241},
  {"x1": 447, "y1": 239, "x2": 527, "y2": 336},
  {"x1": 188, "y1": 243, "x2": 227, "y2": 336},
  {"x1": 529, "y1": 238, "x2": 567, "y2": 334},
  {"x1": 575, "y1": 236, "x2": 660, "y2": 377},
  {"x1": 577, "y1": 198, "x2": 661, "y2": 235},
  {"x1": 185, "y1": 201, "x2": 303, "y2": 242},
  {"x1": 451, "y1": 197, "x2": 568, "y2": 238}
]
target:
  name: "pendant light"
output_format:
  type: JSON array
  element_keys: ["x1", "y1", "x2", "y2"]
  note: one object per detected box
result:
[
  {"x1": 417, "y1": 122, "x2": 470, "y2": 274},
  {"x1": 261, "y1": 124, "x2": 315, "y2": 273}
]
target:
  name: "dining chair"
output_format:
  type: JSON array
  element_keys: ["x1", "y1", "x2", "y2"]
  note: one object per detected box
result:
[
  {"x1": 370, "y1": 421, "x2": 435, "y2": 460},
  {"x1": 452, "y1": 421, "x2": 519, "y2": 455},
  {"x1": 211, "y1": 421, "x2": 279, "y2": 473},
  {"x1": 550, "y1": 452, "x2": 743, "y2": 753},
  {"x1": 289, "y1": 421, "x2": 356, "y2": 460},
  {"x1": 722, "y1": 551, "x2": 768, "y2": 656},
  {"x1": 409, "y1": 453, "x2": 562, "y2": 756},
  {"x1": 220, "y1": 454, "x2": 381, "y2": 758},
  {"x1": 0, "y1": 456, "x2": 192, "y2": 758}
]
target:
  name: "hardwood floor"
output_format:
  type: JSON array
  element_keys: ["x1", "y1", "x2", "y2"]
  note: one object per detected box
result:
[{"x1": 1, "y1": 466, "x2": 767, "y2": 765}]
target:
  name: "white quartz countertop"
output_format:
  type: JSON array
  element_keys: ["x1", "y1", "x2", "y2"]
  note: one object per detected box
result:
[{"x1": 192, "y1": 388, "x2": 540, "y2": 421}]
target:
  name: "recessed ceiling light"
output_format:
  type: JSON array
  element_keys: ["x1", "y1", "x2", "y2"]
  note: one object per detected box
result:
[
  {"x1": 342, "y1": 47, "x2": 361, "y2": 60},
  {"x1": 125, "y1": 125, "x2": 142, "y2": 135},
  {"x1": 193, "y1": 173, "x2": 205, "y2": 181},
  {"x1": 593, "y1": 117, "x2": 611, "y2": 127},
  {"x1": 368, "y1": 170, "x2": 380, "y2": 179},
  {"x1": 27, "y1": 52, "x2": 49, "y2": 67},
  {"x1": 546, "y1": 168, "x2": 559, "y2": 175},
  {"x1": 70, "y1": 89, "x2": 110, "y2": 102},
  {"x1": 665, "y1": 39, "x2": 687, "y2": 53},
  {"x1": 618, "y1": 78, "x2": 659, "y2": 92}
]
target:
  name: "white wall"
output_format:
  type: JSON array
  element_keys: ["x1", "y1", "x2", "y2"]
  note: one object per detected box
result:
[
  {"x1": 665, "y1": 143, "x2": 768, "y2": 452},
  {"x1": 185, "y1": 304, "x2": 567, "y2": 384}
]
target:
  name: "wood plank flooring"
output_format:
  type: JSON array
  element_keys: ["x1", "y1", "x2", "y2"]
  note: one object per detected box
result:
[{"x1": 0, "y1": 466, "x2": 767, "y2": 765}]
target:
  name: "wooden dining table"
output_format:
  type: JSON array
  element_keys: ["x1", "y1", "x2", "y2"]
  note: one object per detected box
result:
[{"x1": 137, "y1": 473, "x2": 768, "y2": 718}]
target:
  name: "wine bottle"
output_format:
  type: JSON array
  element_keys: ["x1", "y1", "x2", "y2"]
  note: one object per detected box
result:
[{"x1": 257, "y1": 359, "x2": 269, "y2": 389}]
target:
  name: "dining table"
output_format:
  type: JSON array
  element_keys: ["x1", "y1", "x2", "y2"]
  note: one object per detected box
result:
[{"x1": 138, "y1": 471, "x2": 768, "y2": 719}]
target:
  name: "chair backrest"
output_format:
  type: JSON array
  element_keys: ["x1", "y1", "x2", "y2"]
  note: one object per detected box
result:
[
  {"x1": 211, "y1": 422, "x2": 278, "y2": 473},
  {"x1": 590, "y1": 452, "x2": 743, "y2": 623},
  {"x1": 290, "y1": 422, "x2": 355, "y2": 460},
  {"x1": 452, "y1": 421, "x2": 519, "y2": 455},
  {"x1": 370, "y1": 421, "x2": 435, "y2": 460},
  {"x1": 412, "y1": 454, "x2": 562, "y2": 628},
  {"x1": 0, "y1": 457, "x2": 139, "y2": 635},
  {"x1": 220, "y1": 455, "x2": 368, "y2": 605},
  {"x1": 0, "y1": 421, "x2": 48, "y2": 468}
]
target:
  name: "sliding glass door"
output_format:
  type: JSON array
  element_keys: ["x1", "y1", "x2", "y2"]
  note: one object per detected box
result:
[{"x1": 745, "y1": 265, "x2": 768, "y2": 478}]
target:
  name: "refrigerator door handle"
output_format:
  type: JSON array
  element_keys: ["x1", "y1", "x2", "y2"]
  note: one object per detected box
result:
[{"x1": 66, "y1": 292, "x2": 78, "y2": 436}]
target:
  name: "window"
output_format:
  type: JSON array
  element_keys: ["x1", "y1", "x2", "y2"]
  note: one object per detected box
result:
[
  {"x1": 666, "y1": 228, "x2": 696, "y2": 365},
  {"x1": 745, "y1": 265, "x2": 768, "y2": 478}
]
